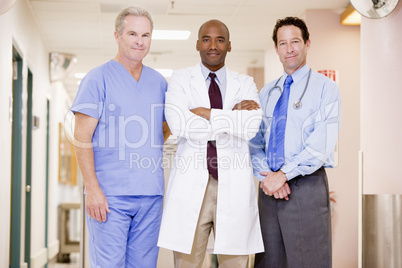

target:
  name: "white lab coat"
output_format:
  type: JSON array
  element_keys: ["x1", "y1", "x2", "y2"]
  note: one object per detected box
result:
[{"x1": 158, "y1": 64, "x2": 264, "y2": 255}]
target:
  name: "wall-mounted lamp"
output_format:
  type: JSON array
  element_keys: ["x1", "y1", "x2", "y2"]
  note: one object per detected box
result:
[
  {"x1": 341, "y1": 4, "x2": 361, "y2": 25},
  {"x1": 49, "y1": 52, "x2": 77, "y2": 82},
  {"x1": 0, "y1": 0, "x2": 17, "y2": 15},
  {"x1": 349, "y1": 0, "x2": 399, "y2": 20}
]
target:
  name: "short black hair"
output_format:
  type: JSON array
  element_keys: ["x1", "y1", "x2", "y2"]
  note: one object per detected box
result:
[{"x1": 272, "y1": 17, "x2": 310, "y2": 46}]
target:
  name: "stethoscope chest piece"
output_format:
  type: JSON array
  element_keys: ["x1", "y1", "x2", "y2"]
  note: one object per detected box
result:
[{"x1": 293, "y1": 100, "x2": 302, "y2": 110}]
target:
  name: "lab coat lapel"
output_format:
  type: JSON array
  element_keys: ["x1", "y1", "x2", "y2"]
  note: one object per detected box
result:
[
  {"x1": 190, "y1": 64, "x2": 210, "y2": 108},
  {"x1": 223, "y1": 69, "x2": 241, "y2": 109}
]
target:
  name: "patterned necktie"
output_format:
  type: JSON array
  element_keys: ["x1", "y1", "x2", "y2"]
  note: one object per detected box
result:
[
  {"x1": 267, "y1": 75, "x2": 293, "y2": 172},
  {"x1": 207, "y1": 72, "x2": 222, "y2": 179}
]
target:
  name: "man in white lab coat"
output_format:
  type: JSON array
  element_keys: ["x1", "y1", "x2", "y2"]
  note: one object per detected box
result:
[{"x1": 158, "y1": 20, "x2": 264, "y2": 267}]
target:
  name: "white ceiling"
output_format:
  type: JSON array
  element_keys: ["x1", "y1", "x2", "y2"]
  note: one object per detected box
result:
[{"x1": 29, "y1": 0, "x2": 350, "y2": 99}]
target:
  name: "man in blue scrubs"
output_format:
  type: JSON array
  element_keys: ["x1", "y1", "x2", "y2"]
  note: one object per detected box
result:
[
  {"x1": 250, "y1": 17, "x2": 341, "y2": 267},
  {"x1": 71, "y1": 6, "x2": 170, "y2": 268}
]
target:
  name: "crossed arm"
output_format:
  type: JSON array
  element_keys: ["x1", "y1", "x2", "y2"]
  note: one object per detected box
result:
[
  {"x1": 191, "y1": 101, "x2": 292, "y2": 200},
  {"x1": 166, "y1": 73, "x2": 263, "y2": 143},
  {"x1": 190, "y1": 99, "x2": 260, "y2": 119}
]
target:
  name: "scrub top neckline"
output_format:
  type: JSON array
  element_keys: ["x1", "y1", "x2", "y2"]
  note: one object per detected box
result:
[{"x1": 111, "y1": 59, "x2": 146, "y2": 93}]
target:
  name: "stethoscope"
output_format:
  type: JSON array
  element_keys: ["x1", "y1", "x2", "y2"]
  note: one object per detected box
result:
[{"x1": 266, "y1": 68, "x2": 311, "y2": 111}]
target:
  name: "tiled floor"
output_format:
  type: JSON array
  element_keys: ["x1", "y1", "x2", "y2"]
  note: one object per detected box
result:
[
  {"x1": 45, "y1": 251, "x2": 255, "y2": 268},
  {"x1": 48, "y1": 253, "x2": 80, "y2": 268},
  {"x1": 45, "y1": 251, "x2": 211, "y2": 268}
]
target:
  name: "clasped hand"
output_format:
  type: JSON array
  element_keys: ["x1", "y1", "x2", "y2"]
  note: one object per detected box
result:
[{"x1": 260, "y1": 170, "x2": 291, "y2": 200}]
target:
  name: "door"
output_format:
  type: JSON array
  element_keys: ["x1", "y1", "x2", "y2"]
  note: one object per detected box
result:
[
  {"x1": 10, "y1": 47, "x2": 23, "y2": 268},
  {"x1": 44, "y1": 99, "x2": 50, "y2": 268},
  {"x1": 24, "y1": 69, "x2": 33, "y2": 268}
]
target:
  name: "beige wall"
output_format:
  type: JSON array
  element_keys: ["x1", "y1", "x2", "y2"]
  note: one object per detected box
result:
[
  {"x1": 264, "y1": 9, "x2": 360, "y2": 268},
  {"x1": 305, "y1": 9, "x2": 361, "y2": 268},
  {"x1": 264, "y1": 43, "x2": 283, "y2": 83},
  {"x1": 360, "y1": 2, "x2": 402, "y2": 194},
  {"x1": 0, "y1": 10, "x2": 14, "y2": 268},
  {"x1": 247, "y1": 67, "x2": 265, "y2": 91}
]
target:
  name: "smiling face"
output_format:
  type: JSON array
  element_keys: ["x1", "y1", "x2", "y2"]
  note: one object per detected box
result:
[
  {"x1": 196, "y1": 20, "x2": 231, "y2": 72},
  {"x1": 114, "y1": 15, "x2": 152, "y2": 64},
  {"x1": 275, "y1": 25, "x2": 310, "y2": 75}
]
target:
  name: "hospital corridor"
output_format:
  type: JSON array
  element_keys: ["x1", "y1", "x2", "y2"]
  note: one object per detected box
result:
[{"x1": 1, "y1": 0, "x2": 402, "y2": 267}]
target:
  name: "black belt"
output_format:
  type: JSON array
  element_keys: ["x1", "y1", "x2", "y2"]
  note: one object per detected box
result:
[{"x1": 288, "y1": 166, "x2": 325, "y2": 185}]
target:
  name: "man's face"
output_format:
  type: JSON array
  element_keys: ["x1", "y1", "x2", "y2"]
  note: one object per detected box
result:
[
  {"x1": 114, "y1": 15, "x2": 152, "y2": 63},
  {"x1": 275, "y1": 25, "x2": 310, "y2": 75},
  {"x1": 196, "y1": 21, "x2": 231, "y2": 72}
]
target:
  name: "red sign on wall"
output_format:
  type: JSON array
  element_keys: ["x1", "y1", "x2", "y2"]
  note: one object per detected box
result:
[{"x1": 318, "y1": 69, "x2": 337, "y2": 82}]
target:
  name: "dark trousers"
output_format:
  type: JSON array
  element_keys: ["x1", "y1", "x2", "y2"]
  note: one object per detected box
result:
[{"x1": 255, "y1": 168, "x2": 332, "y2": 268}]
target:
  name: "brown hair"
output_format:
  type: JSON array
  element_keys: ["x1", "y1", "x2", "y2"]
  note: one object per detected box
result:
[{"x1": 272, "y1": 17, "x2": 310, "y2": 46}]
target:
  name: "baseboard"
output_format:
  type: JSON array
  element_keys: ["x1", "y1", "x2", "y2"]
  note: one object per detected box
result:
[
  {"x1": 30, "y1": 248, "x2": 47, "y2": 268},
  {"x1": 48, "y1": 240, "x2": 60, "y2": 260}
]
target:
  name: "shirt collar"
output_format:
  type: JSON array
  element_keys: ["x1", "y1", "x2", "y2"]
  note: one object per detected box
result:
[
  {"x1": 283, "y1": 64, "x2": 310, "y2": 86},
  {"x1": 200, "y1": 63, "x2": 226, "y2": 85}
]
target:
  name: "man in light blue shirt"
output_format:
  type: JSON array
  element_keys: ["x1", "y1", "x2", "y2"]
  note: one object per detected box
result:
[
  {"x1": 71, "y1": 6, "x2": 170, "y2": 268},
  {"x1": 250, "y1": 17, "x2": 341, "y2": 268}
]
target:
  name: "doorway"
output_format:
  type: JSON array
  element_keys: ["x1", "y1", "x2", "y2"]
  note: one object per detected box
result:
[
  {"x1": 24, "y1": 69, "x2": 33, "y2": 268},
  {"x1": 10, "y1": 47, "x2": 23, "y2": 268},
  {"x1": 45, "y1": 99, "x2": 50, "y2": 268}
]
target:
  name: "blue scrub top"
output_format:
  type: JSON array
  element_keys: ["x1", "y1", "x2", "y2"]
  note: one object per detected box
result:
[{"x1": 71, "y1": 60, "x2": 168, "y2": 196}]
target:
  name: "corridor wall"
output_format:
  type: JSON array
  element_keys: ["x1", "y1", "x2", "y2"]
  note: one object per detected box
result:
[{"x1": 0, "y1": 0, "x2": 76, "y2": 266}]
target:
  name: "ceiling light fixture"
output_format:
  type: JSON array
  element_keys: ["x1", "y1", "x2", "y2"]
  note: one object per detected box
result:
[
  {"x1": 341, "y1": 4, "x2": 361, "y2": 25},
  {"x1": 152, "y1": 30, "x2": 191, "y2": 40}
]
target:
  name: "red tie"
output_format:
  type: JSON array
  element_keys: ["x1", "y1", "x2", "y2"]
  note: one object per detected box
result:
[{"x1": 207, "y1": 73, "x2": 222, "y2": 179}]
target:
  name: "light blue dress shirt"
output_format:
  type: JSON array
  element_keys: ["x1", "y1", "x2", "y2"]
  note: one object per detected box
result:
[{"x1": 250, "y1": 64, "x2": 341, "y2": 181}]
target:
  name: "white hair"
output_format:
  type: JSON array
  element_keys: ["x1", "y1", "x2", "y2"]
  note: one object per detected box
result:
[{"x1": 115, "y1": 6, "x2": 153, "y2": 35}]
